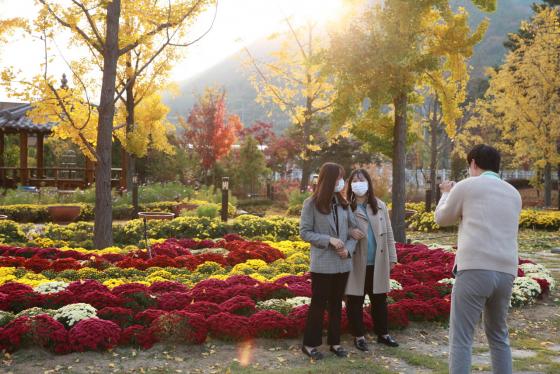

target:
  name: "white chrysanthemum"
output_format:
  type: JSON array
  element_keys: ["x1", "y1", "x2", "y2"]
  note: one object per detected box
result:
[
  {"x1": 438, "y1": 278, "x2": 455, "y2": 285},
  {"x1": 285, "y1": 296, "x2": 311, "y2": 307},
  {"x1": 34, "y1": 281, "x2": 69, "y2": 294},
  {"x1": 426, "y1": 243, "x2": 455, "y2": 252},
  {"x1": 519, "y1": 263, "x2": 556, "y2": 290},
  {"x1": 54, "y1": 303, "x2": 97, "y2": 326},
  {"x1": 256, "y1": 299, "x2": 292, "y2": 315},
  {"x1": 510, "y1": 277, "x2": 541, "y2": 307},
  {"x1": 390, "y1": 279, "x2": 403, "y2": 291}
]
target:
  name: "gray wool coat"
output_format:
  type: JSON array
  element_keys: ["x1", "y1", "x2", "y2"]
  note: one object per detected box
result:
[
  {"x1": 299, "y1": 196, "x2": 358, "y2": 274},
  {"x1": 345, "y1": 199, "x2": 398, "y2": 295}
]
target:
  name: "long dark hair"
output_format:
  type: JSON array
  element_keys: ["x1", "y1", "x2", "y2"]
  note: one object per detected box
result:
[
  {"x1": 346, "y1": 168, "x2": 379, "y2": 214},
  {"x1": 312, "y1": 162, "x2": 348, "y2": 214}
]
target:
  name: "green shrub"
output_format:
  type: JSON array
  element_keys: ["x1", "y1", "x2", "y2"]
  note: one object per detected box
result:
[
  {"x1": 286, "y1": 203, "x2": 302, "y2": 216},
  {"x1": 137, "y1": 182, "x2": 194, "y2": 203},
  {"x1": 0, "y1": 311, "x2": 15, "y2": 327},
  {"x1": 42, "y1": 221, "x2": 95, "y2": 248},
  {"x1": 267, "y1": 215, "x2": 299, "y2": 240},
  {"x1": 0, "y1": 183, "x2": 196, "y2": 206},
  {"x1": 114, "y1": 216, "x2": 228, "y2": 246},
  {"x1": 0, "y1": 201, "x2": 181, "y2": 223},
  {"x1": 286, "y1": 191, "x2": 309, "y2": 217},
  {"x1": 0, "y1": 219, "x2": 27, "y2": 243},
  {"x1": 237, "y1": 198, "x2": 273, "y2": 208},
  {"x1": 229, "y1": 214, "x2": 299, "y2": 241},
  {"x1": 152, "y1": 216, "x2": 227, "y2": 241},
  {"x1": 0, "y1": 203, "x2": 93, "y2": 223},
  {"x1": 288, "y1": 190, "x2": 310, "y2": 207},
  {"x1": 190, "y1": 185, "x2": 237, "y2": 206},
  {"x1": 196, "y1": 203, "x2": 220, "y2": 218},
  {"x1": 0, "y1": 204, "x2": 49, "y2": 222},
  {"x1": 230, "y1": 214, "x2": 277, "y2": 238}
]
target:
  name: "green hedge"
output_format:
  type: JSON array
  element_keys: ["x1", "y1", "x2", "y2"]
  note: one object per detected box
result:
[
  {"x1": 0, "y1": 204, "x2": 94, "y2": 223},
  {"x1": 0, "y1": 202, "x2": 180, "y2": 223}
]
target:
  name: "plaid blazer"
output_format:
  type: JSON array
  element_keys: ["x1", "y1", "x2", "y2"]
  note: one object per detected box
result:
[{"x1": 299, "y1": 196, "x2": 357, "y2": 274}]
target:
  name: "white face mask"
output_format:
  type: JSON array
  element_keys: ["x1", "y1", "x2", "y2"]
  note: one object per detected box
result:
[
  {"x1": 351, "y1": 181, "x2": 369, "y2": 196},
  {"x1": 334, "y1": 178, "x2": 345, "y2": 193}
]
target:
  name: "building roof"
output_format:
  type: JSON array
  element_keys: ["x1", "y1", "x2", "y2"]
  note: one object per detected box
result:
[{"x1": 0, "y1": 102, "x2": 56, "y2": 134}]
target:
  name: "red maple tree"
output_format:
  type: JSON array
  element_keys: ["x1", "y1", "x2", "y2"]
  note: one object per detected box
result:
[
  {"x1": 180, "y1": 88, "x2": 242, "y2": 172},
  {"x1": 238, "y1": 121, "x2": 275, "y2": 147}
]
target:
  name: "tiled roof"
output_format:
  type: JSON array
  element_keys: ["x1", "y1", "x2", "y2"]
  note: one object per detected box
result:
[{"x1": 0, "y1": 103, "x2": 56, "y2": 133}]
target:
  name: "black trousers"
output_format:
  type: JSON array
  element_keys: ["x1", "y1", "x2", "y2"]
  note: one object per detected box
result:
[
  {"x1": 303, "y1": 272, "x2": 349, "y2": 347},
  {"x1": 346, "y1": 265, "x2": 389, "y2": 337}
]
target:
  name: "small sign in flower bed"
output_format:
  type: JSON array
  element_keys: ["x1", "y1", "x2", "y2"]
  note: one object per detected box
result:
[{"x1": 0, "y1": 237, "x2": 555, "y2": 354}]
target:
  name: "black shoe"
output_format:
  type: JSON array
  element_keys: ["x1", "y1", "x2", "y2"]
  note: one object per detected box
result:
[
  {"x1": 354, "y1": 338, "x2": 369, "y2": 352},
  {"x1": 330, "y1": 345, "x2": 349, "y2": 357},
  {"x1": 302, "y1": 346, "x2": 324, "y2": 360},
  {"x1": 377, "y1": 335, "x2": 399, "y2": 347}
]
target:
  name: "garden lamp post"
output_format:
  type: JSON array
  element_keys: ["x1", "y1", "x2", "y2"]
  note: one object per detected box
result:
[
  {"x1": 435, "y1": 175, "x2": 442, "y2": 204},
  {"x1": 221, "y1": 177, "x2": 229, "y2": 222},
  {"x1": 132, "y1": 174, "x2": 139, "y2": 215},
  {"x1": 425, "y1": 179, "x2": 433, "y2": 212},
  {"x1": 311, "y1": 174, "x2": 319, "y2": 193},
  {"x1": 266, "y1": 177, "x2": 272, "y2": 200}
]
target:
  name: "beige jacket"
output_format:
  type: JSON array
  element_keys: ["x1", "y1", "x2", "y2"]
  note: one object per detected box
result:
[
  {"x1": 345, "y1": 199, "x2": 397, "y2": 295},
  {"x1": 435, "y1": 175, "x2": 522, "y2": 276}
]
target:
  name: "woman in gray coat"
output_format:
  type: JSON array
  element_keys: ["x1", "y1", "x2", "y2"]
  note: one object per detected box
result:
[
  {"x1": 300, "y1": 162, "x2": 359, "y2": 360},
  {"x1": 345, "y1": 168, "x2": 399, "y2": 352}
]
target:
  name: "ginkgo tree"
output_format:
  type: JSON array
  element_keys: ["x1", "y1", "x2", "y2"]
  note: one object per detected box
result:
[
  {"x1": 469, "y1": 8, "x2": 560, "y2": 207},
  {"x1": 0, "y1": 18, "x2": 28, "y2": 49},
  {"x1": 329, "y1": 0, "x2": 494, "y2": 242},
  {"x1": 112, "y1": 0, "x2": 217, "y2": 186},
  {"x1": 244, "y1": 19, "x2": 339, "y2": 192},
  {"x1": 1, "y1": 0, "x2": 214, "y2": 248}
]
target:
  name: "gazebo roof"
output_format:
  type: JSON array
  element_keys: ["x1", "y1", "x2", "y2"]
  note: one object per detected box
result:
[{"x1": 0, "y1": 102, "x2": 56, "y2": 134}]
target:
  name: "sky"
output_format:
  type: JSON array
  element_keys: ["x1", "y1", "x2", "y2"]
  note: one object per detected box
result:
[{"x1": 0, "y1": 0, "x2": 346, "y2": 101}]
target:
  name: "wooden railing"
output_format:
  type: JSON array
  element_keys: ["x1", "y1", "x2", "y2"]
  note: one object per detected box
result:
[{"x1": 0, "y1": 167, "x2": 124, "y2": 189}]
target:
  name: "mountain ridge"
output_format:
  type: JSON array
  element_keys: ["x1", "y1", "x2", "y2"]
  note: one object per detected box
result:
[{"x1": 164, "y1": 0, "x2": 534, "y2": 132}]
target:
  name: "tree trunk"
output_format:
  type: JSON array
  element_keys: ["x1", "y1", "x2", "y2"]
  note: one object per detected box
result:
[
  {"x1": 429, "y1": 97, "x2": 438, "y2": 211},
  {"x1": 544, "y1": 162, "x2": 552, "y2": 208},
  {"x1": 557, "y1": 140, "x2": 560, "y2": 210},
  {"x1": 299, "y1": 101, "x2": 313, "y2": 192},
  {"x1": 93, "y1": 0, "x2": 121, "y2": 249},
  {"x1": 125, "y1": 55, "x2": 136, "y2": 189},
  {"x1": 300, "y1": 160, "x2": 311, "y2": 192},
  {"x1": 392, "y1": 93, "x2": 408, "y2": 243},
  {"x1": 449, "y1": 152, "x2": 461, "y2": 181},
  {"x1": 300, "y1": 31, "x2": 314, "y2": 194}
]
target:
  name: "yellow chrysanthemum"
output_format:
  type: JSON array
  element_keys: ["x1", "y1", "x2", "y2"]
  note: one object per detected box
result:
[
  {"x1": 247, "y1": 273, "x2": 268, "y2": 282},
  {"x1": 270, "y1": 273, "x2": 296, "y2": 282},
  {"x1": 103, "y1": 279, "x2": 126, "y2": 289},
  {"x1": 147, "y1": 270, "x2": 173, "y2": 280},
  {"x1": 77, "y1": 267, "x2": 102, "y2": 278}
]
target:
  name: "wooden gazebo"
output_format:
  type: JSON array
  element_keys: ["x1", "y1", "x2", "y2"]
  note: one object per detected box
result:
[{"x1": 0, "y1": 102, "x2": 126, "y2": 190}]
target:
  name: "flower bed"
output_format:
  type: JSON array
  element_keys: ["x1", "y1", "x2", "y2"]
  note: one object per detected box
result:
[
  {"x1": 0, "y1": 238, "x2": 555, "y2": 354},
  {"x1": 404, "y1": 202, "x2": 560, "y2": 232},
  {"x1": 0, "y1": 215, "x2": 300, "y2": 248}
]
